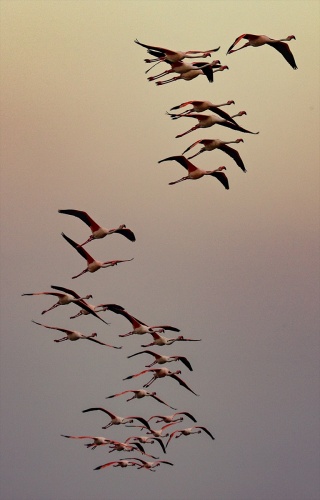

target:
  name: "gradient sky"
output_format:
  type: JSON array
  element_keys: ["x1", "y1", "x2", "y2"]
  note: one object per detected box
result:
[{"x1": 1, "y1": 1, "x2": 319, "y2": 499}]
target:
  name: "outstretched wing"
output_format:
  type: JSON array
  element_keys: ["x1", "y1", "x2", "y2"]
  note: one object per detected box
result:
[{"x1": 58, "y1": 209, "x2": 100, "y2": 231}]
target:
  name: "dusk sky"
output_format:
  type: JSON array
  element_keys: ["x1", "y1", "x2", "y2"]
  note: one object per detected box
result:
[{"x1": 1, "y1": 1, "x2": 319, "y2": 499}]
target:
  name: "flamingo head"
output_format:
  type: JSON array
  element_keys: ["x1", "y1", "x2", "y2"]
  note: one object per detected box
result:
[
  {"x1": 176, "y1": 336, "x2": 184, "y2": 340},
  {"x1": 227, "y1": 100, "x2": 235, "y2": 105},
  {"x1": 174, "y1": 370, "x2": 182, "y2": 375},
  {"x1": 216, "y1": 166, "x2": 227, "y2": 172},
  {"x1": 85, "y1": 294, "x2": 93, "y2": 299},
  {"x1": 287, "y1": 35, "x2": 296, "y2": 41},
  {"x1": 220, "y1": 65, "x2": 229, "y2": 71},
  {"x1": 236, "y1": 138, "x2": 244, "y2": 143},
  {"x1": 237, "y1": 111, "x2": 247, "y2": 116}
]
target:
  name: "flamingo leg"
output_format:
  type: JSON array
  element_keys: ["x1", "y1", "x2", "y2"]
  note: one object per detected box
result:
[
  {"x1": 169, "y1": 177, "x2": 188, "y2": 185},
  {"x1": 188, "y1": 149, "x2": 204, "y2": 159},
  {"x1": 228, "y1": 42, "x2": 250, "y2": 54},
  {"x1": 72, "y1": 268, "x2": 88, "y2": 279},
  {"x1": 148, "y1": 69, "x2": 173, "y2": 81},
  {"x1": 77, "y1": 235, "x2": 94, "y2": 247},
  {"x1": 156, "y1": 76, "x2": 180, "y2": 85},
  {"x1": 41, "y1": 302, "x2": 59, "y2": 314},
  {"x1": 119, "y1": 332, "x2": 134, "y2": 337},
  {"x1": 176, "y1": 125, "x2": 199, "y2": 138},
  {"x1": 143, "y1": 376, "x2": 156, "y2": 388}
]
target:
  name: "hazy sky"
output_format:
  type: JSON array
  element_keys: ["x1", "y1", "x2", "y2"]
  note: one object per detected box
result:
[{"x1": 1, "y1": 1, "x2": 319, "y2": 499}]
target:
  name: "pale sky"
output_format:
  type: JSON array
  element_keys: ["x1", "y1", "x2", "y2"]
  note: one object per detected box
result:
[{"x1": 1, "y1": 1, "x2": 319, "y2": 500}]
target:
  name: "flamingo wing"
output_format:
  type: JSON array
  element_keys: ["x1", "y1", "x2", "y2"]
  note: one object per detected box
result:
[
  {"x1": 31, "y1": 320, "x2": 72, "y2": 335},
  {"x1": 158, "y1": 155, "x2": 194, "y2": 171},
  {"x1": 219, "y1": 144, "x2": 246, "y2": 172},
  {"x1": 210, "y1": 170, "x2": 230, "y2": 190},
  {"x1": 175, "y1": 411, "x2": 197, "y2": 423},
  {"x1": 150, "y1": 394, "x2": 177, "y2": 410},
  {"x1": 61, "y1": 232, "x2": 93, "y2": 262},
  {"x1": 195, "y1": 426, "x2": 215, "y2": 440},
  {"x1": 82, "y1": 407, "x2": 115, "y2": 418},
  {"x1": 50, "y1": 285, "x2": 80, "y2": 298},
  {"x1": 153, "y1": 325, "x2": 180, "y2": 332},
  {"x1": 170, "y1": 374, "x2": 199, "y2": 396},
  {"x1": 266, "y1": 40, "x2": 297, "y2": 69},
  {"x1": 58, "y1": 209, "x2": 100, "y2": 232},
  {"x1": 176, "y1": 356, "x2": 193, "y2": 371},
  {"x1": 209, "y1": 107, "x2": 238, "y2": 124},
  {"x1": 113, "y1": 227, "x2": 136, "y2": 242}
]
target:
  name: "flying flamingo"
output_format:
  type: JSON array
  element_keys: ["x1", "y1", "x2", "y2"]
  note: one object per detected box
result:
[
  {"x1": 122, "y1": 457, "x2": 174, "y2": 471},
  {"x1": 182, "y1": 138, "x2": 246, "y2": 172},
  {"x1": 125, "y1": 422, "x2": 177, "y2": 439},
  {"x1": 226, "y1": 34, "x2": 297, "y2": 69},
  {"x1": 158, "y1": 156, "x2": 229, "y2": 189},
  {"x1": 166, "y1": 426, "x2": 215, "y2": 449},
  {"x1": 124, "y1": 435, "x2": 167, "y2": 454},
  {"x1": 106, "y1": 440, "x2": 157, "y2": 459},
  {"x1": 31, "y1": 321, "x2": 122, "y2": 348},
  {"x1": 82, "y1": 407, "x2": 151, "y2": 430},
  {"x1": 170, "y1": 99, "x2": 236, "y2": 119},
  {"x1": 61, "y1": 232, "x2": 133, "y2": 279},
  {"x1": 127, "y1": 350, "x2": 193, "y2": 371},
  {"x1": 147, "y1": 59, "x2": 221, "y2": 81},
  {"x1": 134, "y1": 38, "x2": 220, "y2": 65},
  {"x1": 148, "y1": 411, "x2": 197, "y2": 425},
  {"x1": 69, "y1": 302, "x2": 124, "y2": 319},
  {"x1": 155, "y1": 64, "x2": 228, "y2": 85},
  {"x1": 123, "y1": 368, "x2": 199, "y2": 396},
  {"x1": 61, "y1": 435, "x2": 111, "y2": 450},
  {"x1": 106, "y1": 304, "x2": 180, "y2": 337},
  {"x1": 167, "y1": 110, "x2": 259, "y2": 137},
  {"x1": 105, "y1": 389, "x2": 177, "y2": 410},
  {"x1": 141, "y1": 332, "x2": 201, "y2": 348},
  {"x1": 94, "y1": 459, "x2": 136, "y2": 470},
  {"x1": 58, "y1": 209, "x2": 136, "y2": 245},
  {"x1": 22, "y1": 285, "x2": 108, "y2": 324}
]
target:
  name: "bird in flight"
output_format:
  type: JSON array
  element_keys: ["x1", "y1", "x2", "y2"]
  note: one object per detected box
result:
[
  {"x1": 226, "y1": 33, "x2": 297, "y2": 69},
  {"x1": 61, "y1": 232, "x2": 133, "y2": 279},
  {"x1": 58, "y1": 209, "x2": 136, "y2": 245}
]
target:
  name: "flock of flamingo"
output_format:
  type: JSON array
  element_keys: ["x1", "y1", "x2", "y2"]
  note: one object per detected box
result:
[{"x1": 22, "y1": 33, "x2": 297, "y2": 472}]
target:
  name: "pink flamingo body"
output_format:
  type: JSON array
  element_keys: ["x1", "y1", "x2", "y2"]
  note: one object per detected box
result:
[
  {"x1": 61, "y1": 232, "x2": 133, "y2": 278},
  {"x1": 105, "y1": 389, "x2": 177, "y2": 410},
  {"x1": 124, "y1": 435, "x2": 166, "y2": 454},
  {"x1": 158, "y1": 155, "x2": 229, "y2": 189},
  {"x1": 155, "y1": 64, "x2": 228, "y2": 85},
  {"x1": 61, "y1": 434, "x2": 111, "y2": 450},
  {"x1": 94, "y1": 459, "x2": 136, "y2": 470},
  {"x1": 166, "y1": 426, "x2": 215, "y2": 449},
  {"x1": 123, "y1": 368, "x2": 199, "y2": 396},
  {"x1": 69, "y1": 302, "x2": 124, "y2": 319},
  {"x1": 167, "y1": 111, "x2": 258, "y2": 137},
  {"x1": 148, "y1": 411, "x2": 197, "y2": 425},
  {"x1": 124, "y1": 457, "x2": 174, "y2": 471},
  {"x1": 141, "y1": 332, "x2": 201, "y2": 347},
  {"x1": 126, "y1": 422, "x2": 177, "y2": 439},
  {"x1": 106, "y1": 440, "x2": 158, "y2": 459},
  {"x1": 183, "y1": 137, "x2": 246, "y2": 171},
  {"x1": 31, "y1": 320, "x2": 121, "y2": 348},
  {"x1": 22, "y1": 285, "x2": 108, "y2": 324},
  {"x1": 106, "y1": 304, "x2": 180, "y2": 337},
  {"x1": 170, "y1": 99, "x2": 235, "y2": 116},
  {"x1": 148, "y1": 59, "x2": 220, "y2": 80},
  {"x1": 127, "y1": 349, "x2": 193, "y2": 371},
  {"x1": 59, "y1": 209, "x2": 136, "y2": 245},
  {"x1": 135, "y1": 38, "x2": 220, "y2": 63},
  {"x1": 82, "y1": 407, "x2": 151, "y2": 430},
  {"x1": 226, "y1": 33, "x2": 297, "y2": 69}
]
